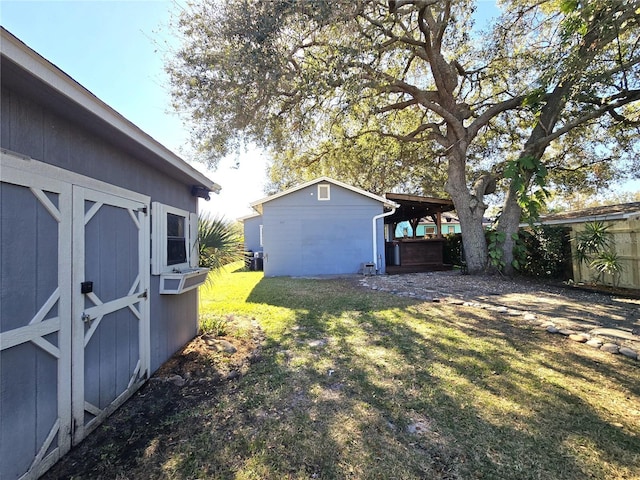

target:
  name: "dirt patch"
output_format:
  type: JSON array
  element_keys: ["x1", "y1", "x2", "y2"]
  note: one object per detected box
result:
[
  {"x1": 154, "y1": 318, "x2": 263, "y2": 383},
  {"x1": 41, "y1": 315, "x2": 265, "y2": 480}
]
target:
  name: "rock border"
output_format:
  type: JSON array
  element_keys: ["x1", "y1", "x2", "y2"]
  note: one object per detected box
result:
[{"x1": 359, "y1": 278, "x2": 639, "y2": 362}]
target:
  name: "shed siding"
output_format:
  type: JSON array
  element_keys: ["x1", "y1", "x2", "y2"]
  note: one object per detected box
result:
[
  {"x1": 262, "y1": 183, "x2": 385, "y2": 276},
  {"x1": 1, "y1": 84, "x2": 198, "y2": 376},
  {"x1": 1, "y1": 87, "x2": 194, "y2": 211},
  {"x1": 243, "y1": 215, "x2": 263, "y2": 253}
]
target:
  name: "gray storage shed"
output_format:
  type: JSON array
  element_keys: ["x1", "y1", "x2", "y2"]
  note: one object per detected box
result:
[
  {"x1": 247, "y1": 177, "x2": 398, "y2": 277},
  {"x1": 0, "y1": 28, "x2": 219, "y2": 479}
]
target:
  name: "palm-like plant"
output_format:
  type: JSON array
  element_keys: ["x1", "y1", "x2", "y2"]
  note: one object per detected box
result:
[
  {"x1": 574, "y1": 221, "x2": 612, "y2": 264},
  {"x1": 589, "y1": 251, "x2": 624, "y2": 285},
  {"x1": 573, "y1": 221, "x2": 623, "y2": 286},
  {"x1": 198, "y1": 214, "x2": 243, "y2": 271}
]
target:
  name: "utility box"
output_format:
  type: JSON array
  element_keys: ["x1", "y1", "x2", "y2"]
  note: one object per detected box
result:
[{"x1": 362, "y1": 262, "x2": 376, "y2": 276}]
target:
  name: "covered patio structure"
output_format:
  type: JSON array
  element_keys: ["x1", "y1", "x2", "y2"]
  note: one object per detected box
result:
[{"x1": 383, "y1": 193, "x2": 456, "y2": 274}]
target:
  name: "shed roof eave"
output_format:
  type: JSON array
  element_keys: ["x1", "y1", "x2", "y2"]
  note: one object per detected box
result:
[
  {"x1": 237, "y1": 212, "x2": 262, "y2": 222},
  {"x1": 0, "y1": 27, "x2": 219, "y2": 192}
]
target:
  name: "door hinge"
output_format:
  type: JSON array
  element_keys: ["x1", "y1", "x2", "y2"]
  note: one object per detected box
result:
[
  {"x1": 137, "y1": 206, "x2": 148, "y2": 215},
  {"x1": 138, "y1": 289, "x2": 148, "y2": 299}
]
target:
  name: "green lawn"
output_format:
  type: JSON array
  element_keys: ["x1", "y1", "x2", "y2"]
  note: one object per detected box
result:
[
  {"x1": 188, "y1": 264, "x2": 640, "y2": 479},
  {"x1": 51, "y1": 263, "x2": 640, "y2": 479}
]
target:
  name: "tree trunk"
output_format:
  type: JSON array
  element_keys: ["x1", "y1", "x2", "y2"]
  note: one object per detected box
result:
[
  {"x1": 445, "y1": 150, "x2": 488, "y2": 274},
  {"x1": 456, "y1": 203, "x2": 489, "y2": 273},
  {"x1": 496, "y1": 183, "x2": 523, "y2": 276}
]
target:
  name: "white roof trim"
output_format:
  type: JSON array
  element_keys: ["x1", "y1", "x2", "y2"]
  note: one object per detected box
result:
[
  {"x1": 237, "y1": 212, "x2": 262, "y2": 222},
  {"x1": 250, "y1": 176, "x2": 399, "y2": 213},
  {"x1": 524, "y1": 210, "x2": 640, "y2": 227},
  {"x1": 1, "y1": 28, "x2": 220, "y2": 193}
]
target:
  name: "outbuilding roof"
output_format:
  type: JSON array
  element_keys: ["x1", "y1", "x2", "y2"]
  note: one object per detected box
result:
[
  {"x1": 250, "y1": 176, "x2": 399, "y2": 214},
  {"x1": 538, "y1": 202, "x2": 640, "y2": 225},
  {"x1": 383, "y1": 192, "x2": 455, "y2": 224},
  {"x1": 0, "y1": 27, "x2": 220, "y2": 194}
]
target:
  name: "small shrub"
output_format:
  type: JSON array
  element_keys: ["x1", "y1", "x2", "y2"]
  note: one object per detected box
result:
[
  {"x1": 199, "y1": 314, "x2": 232, "y2": 336},
  {"x1": 198, "y1": 215, "x2": 243, "y2": 271},
  {"x1": 590, "y1": 250, "x2": 624, "y2": 279}
]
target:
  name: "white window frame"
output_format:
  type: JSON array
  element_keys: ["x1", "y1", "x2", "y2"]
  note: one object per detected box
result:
[
  {"x1": 318, "y1": 184, "x2": 330, "y2": 201},
  {"x1": 151, "y1": 202, "x2": 198, "y2": 274}
]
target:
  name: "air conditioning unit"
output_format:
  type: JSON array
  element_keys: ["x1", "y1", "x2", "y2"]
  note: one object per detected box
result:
[{"x1": 362, "y1": 262, "x2": 376, "y2": 276}]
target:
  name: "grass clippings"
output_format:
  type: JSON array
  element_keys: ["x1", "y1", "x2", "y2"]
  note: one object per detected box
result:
[{"x1": 43, "y1": 264, "x2": 640, "y2": 480}]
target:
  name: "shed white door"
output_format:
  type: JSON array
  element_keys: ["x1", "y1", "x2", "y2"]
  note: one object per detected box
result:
[
  {"x1": 0, "y1": 164, "x2": 72, "y2": 480},
  {"x1": 1, "y1": 153, "x2": 151, "y2": 479},
  {"x1": 71, "y1": 186, "x2": 150, "y2": 444}
]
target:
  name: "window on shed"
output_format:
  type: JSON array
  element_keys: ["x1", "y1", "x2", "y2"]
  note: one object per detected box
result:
[
  {"x1": 167, "y1": 213, "x2": 187, "y2": 265},
  {"x1": 318, "y1": 184, "x2": 330, "y2": 201},
  {"x1": 152, "y1": 202, "x2": 198, "y2": 274}
]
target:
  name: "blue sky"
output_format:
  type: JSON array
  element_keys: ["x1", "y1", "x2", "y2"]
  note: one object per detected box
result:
[{"x1": 1, "y1": 0, "x2": 267, "y2": 219}]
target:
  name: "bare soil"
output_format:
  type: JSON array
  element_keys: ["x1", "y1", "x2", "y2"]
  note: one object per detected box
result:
[{"x1": 41, "y1": 315, "x2": 265, "y2": 480}]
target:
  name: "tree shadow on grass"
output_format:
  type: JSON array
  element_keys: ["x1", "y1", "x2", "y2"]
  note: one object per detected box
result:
[
  {"x1": 241, "y1": 277, "x2": 640, "y2": 479},
  {"x1": 42, "y1": 276, "x2": 640, "y2": 479}
]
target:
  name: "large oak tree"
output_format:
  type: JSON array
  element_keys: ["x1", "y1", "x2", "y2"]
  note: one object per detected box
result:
[{"x1": 167, "y1": 0, "x2": 640, "y2": 274}]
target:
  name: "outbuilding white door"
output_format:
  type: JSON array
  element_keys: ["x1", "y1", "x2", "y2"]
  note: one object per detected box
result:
[
  {"x1": 0, "y1": 161, "x2": 73, "y2": 480},
  {"x1": 1, "y1": 153, "x2": 151, "y2": 479},
  {"x1": 71, "y1": 186, "x2": 150, "y2": 444}
]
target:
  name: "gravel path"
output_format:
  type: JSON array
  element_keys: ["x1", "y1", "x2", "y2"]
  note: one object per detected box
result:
[{"x1": 358, "y1": 271, "x2": 640, "y2": 359}]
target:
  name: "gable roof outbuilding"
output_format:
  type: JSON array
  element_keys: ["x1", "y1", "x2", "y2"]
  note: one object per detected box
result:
[{"x1": 250, "y1": 176, "x2": 399, "y2": 214}]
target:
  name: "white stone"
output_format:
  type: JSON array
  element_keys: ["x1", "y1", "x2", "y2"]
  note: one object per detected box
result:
[
  {"x1": 586, "y1": 339, "x2": 603, "y2": 348},
  {"x1": 619, "y1": 347, "x2": 638, "y2": 360},
  {"x1": 569, "y1": 333, "x2": 589, "y2": 343},
  {"x1": 167, "y1": 374, "x2": 186, "y2": 387},
  {"x1": 601, "y1": 343, "x2": 620, "y2": 354}
]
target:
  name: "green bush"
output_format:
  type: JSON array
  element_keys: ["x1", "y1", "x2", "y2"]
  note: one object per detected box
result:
[
  {"x1": 519, "y1": 225, "x2": 572, "y2": 279},
  {"x1": 199, "y1": 313, "x2": 230, "y2": 336},
  {"x1": 444, "y1": 227, "x2": 572, "y2": 279},
  {"x1": 443, "y1": 233, "x2": 463, "y2": 267}
]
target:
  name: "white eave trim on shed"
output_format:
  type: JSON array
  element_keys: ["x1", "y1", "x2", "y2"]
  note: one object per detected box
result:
[
  {"x1": 237, "y1": 212, "x2": 262, "y2": 222},
  {"x1": 250, "y1": 176, "x2": 399, "y2": 214},
  {"x1": 0, "y1": 27, "x2": 220, "y2": 194}
]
